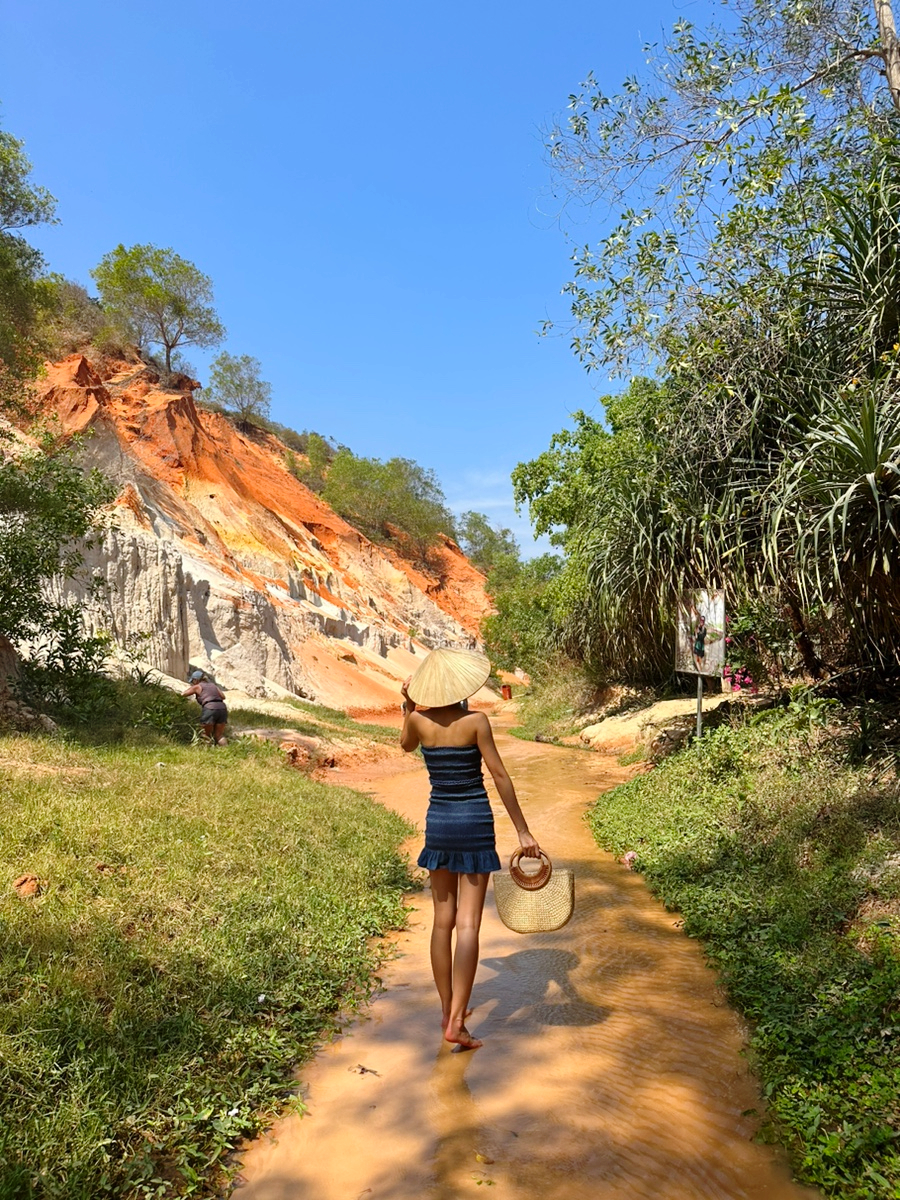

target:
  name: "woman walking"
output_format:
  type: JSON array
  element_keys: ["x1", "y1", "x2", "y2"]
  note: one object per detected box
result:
[
  {"x1": 182, "y1": 670, "x2": 228, "y2": 746},
  {"x1": 401, "y1": 648, "x2": 540, "y2": 1050}
]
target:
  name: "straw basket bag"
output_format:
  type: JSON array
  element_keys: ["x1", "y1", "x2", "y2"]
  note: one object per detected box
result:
[{"x1": 493, "y1": 849, "x2": 574, "y2": 934}]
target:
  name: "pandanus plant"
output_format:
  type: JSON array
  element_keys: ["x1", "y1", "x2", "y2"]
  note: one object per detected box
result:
[
  {"x1": 816, "y1": 157, "x2": 900, "y2": 366},
  {"x1": 772, "y1": 379, "x2": 900, "y2": 666},
  {"x1": 768, "y1": 155, "x2": 900, "y2": 667}
]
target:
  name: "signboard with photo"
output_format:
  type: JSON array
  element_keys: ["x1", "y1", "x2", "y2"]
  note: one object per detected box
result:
[{"x1": 676, "y1": 590, "x2": 726, "y2": 677}]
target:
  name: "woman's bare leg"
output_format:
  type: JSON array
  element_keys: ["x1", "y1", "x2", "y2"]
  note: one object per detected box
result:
[
  {"x1": 445, "y1": 872, "x2": 490, "y2": 1048},
  {"x1": 429, "y1": 869, "x2": 457, "y2": 1026},
  {"x1": 213, "y1": 722, "x2": 227, "y2": 745},
  {"x1": 200, "y1": 722, "x2": 214, "y2": 743}
]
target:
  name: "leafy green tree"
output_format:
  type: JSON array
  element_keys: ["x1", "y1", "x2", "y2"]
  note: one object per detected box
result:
[
  {"x1": 547, "y1": 0, "x2": 900, "y2": 377},
  {"x1": 306, "y1": 432, "x2": 331, "y2": 479},
  {"x1": 206, "y1": 351, "x2": 272, "y2": 430},
  {"x1": 482, "y1": 555, "x2": 563, "y2": 678},
  {"x1": 455, "y1": 510, "x2": 519, "y2": 575},
  {"x1": 517, "y1": 149, "x2": 900, "y2": 683},
  {"x1": 284, "y1": 431, "x2": 335, "y2": 491},
  {"x1": 92, "y1": 243, "x2": 224, "y2": 375},
  {"x1": 0, "y1": 129, "x2": 56, "y2": 234},
  {"x1": 0, "y1": 435, "x2": 114, "y2": 651},
  {"x1": 512, "y1": 2, "x2": 900, "y2": 684},
  {"x1": 0, "y1": 128, "x2": 57, "y2": 406},
  {"x1": 0, "y1": 125, "x2": 116, "y2": 703},
  {"x1": 513, "y1": 384, "x2": 689, "y2": 681}
]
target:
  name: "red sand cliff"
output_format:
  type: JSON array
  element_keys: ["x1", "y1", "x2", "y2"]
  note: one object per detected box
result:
[{"x1": 31, "y1": 353, "x2": 493, "y2": 710}]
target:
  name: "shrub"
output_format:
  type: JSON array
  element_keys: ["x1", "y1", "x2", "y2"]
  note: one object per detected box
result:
[
  {"x1": 40, "y1": 277, "x2": 106, "y2": 356},
  {"x1": 323, "y1": 451, "x2": 454, "y2": 561}
]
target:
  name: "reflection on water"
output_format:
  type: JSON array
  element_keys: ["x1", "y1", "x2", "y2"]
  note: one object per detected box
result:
[
  {"x1": 429, "y1": 1050, "x2": 485, "y2": 1198},
  {"x1": 236, "y1": 719, "x2": 821, "y2": 1200}
]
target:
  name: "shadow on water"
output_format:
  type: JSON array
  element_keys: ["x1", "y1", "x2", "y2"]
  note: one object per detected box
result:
[{"x1": 478, "y1": 949, "x2": 612, "y2": 1028}]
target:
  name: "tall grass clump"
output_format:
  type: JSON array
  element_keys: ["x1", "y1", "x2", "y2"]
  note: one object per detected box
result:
[
  {"x1": 508, "y1": 659, "x2": 595, "y2": 742},
  {"x1": 0, "y1": 732, "x2": 411, "y2": 1199},
  {"x1": 590, "y1": 701, "x2": 900, "y2": 1198}
]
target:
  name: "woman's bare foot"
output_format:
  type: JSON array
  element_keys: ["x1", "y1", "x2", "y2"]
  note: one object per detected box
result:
[
  {"x1": 444, "y1": 1019, "x2": 483, "y2": 1050},
  {"x1": 441, "y1": 1008, "x2": 472, "y2": 1032}
]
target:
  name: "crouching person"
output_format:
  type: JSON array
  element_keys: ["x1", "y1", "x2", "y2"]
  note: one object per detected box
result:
[{"x1": 182, "y1": 670, "x2": 228, "y2": 746}]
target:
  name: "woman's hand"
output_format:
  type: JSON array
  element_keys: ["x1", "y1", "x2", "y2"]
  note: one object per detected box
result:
[
  {"x1": 399, "y1": 677, "x2": 421, "y2": 751},
  {"x1": 517, "y1": 829, "x2": 541, "y2": 858}
]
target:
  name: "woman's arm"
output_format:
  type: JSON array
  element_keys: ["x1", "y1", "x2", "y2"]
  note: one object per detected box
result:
[
  {"x1": 474, "y1": 714, "x2": 540, "y2": 856},
  {"x1": 181, "y1": 684, "x2": 199, "y2": 698},
  {"x1": 399, "y1": 676, "x2": 421, "y2": 752}
]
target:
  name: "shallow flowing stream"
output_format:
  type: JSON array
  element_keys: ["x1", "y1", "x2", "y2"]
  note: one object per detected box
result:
[{"x1": 235, "y1": 715, "x2": 820, "y2": 1200}]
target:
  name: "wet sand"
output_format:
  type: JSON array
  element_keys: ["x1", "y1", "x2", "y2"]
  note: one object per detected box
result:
[{"x1": 235, "y1": 716, "x2": 820, "y2": 1200}]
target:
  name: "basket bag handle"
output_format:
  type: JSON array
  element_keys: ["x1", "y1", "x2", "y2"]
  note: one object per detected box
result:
[{"x1": 508, "y1": 848, "x2": 552, "y2": 891}]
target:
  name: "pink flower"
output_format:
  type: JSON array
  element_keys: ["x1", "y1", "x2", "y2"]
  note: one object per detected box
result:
[{"x1": 622, "y1": 851, "x2": 638, "y2": 869}]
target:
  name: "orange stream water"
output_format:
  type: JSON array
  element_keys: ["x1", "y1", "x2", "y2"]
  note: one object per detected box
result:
[{"x1": 235, "y1": 716, "x2": 820, "y2": 1200}]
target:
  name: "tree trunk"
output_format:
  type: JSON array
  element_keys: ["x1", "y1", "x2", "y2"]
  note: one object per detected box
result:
[
  {"x1": 783, "y1": 599, "x2": 824, "y2": 680},
  {"x1": 164, "y1": 342, "x2": 172, "y2": 375},
  {"x1": 0, "y1": 635, "x2": 20, "y2": 690},
  {"x1": 875, "y1": 0, "x2": 900, "y2": 111}
]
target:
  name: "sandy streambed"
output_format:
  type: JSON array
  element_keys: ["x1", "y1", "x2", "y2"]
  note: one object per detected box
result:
[{"x1": 235, "y1": 715, "x2": 819, "y2": 1200}]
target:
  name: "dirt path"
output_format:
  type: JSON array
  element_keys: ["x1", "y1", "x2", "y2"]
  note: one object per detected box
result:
[{"x1": 235, "y1": 716, "x2": 819, "y2": 1200}]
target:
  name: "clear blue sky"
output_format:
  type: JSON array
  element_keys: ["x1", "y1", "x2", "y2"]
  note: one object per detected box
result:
[{"x1": 3, "y1": 0, "x2": 686, "y2": 554}]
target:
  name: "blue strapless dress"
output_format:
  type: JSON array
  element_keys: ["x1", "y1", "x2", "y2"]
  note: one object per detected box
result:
[{"x1": 417, "y1": 744, "x2": 501, "y2": 874}]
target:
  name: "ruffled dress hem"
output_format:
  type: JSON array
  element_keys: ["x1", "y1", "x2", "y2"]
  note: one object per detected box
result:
[{"x1": 417, "y1": 848, "x2": 501, "y2": 874}]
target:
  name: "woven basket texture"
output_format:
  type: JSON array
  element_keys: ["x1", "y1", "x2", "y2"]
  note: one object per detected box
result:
[{"x1": 493, "y1": 866, "x2": 575, "y2": 934}]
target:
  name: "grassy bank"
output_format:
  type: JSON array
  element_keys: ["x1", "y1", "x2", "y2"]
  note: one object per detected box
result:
[
  {"x1": 508, "y1": 667, "x2": 595, "y2": 742},
  {"x1": 228, "y1": 698, "x2": 398, "y2": 746},
  {"x1": 589, "y1": 700, "x2": 900, "y2": 1199},
  {"x1": 0, "y1": 729, "x2": 411, "y2": 1199}
]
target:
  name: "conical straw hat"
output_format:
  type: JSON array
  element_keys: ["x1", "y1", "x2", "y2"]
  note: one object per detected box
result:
[{"x1": 406, "y1": 648, "x2": 491, "y2": 708}]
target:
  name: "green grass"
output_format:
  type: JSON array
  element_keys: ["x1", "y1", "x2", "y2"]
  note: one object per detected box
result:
[
  {"x1": 286, "y1": 698, "x2": 398, "y2": 743},
  {"x1": 0, "y1": 729, "x2": 411, "y2": 1199},
  {"x1": 589, "y1": 704, "x2": 900, "y2": 1199},
  {"x1": 228, "y1": 700, "x2": 398, "y2": 746},
  {"x1": 507, "y1": 665, "x2": 594, "y2": 743},
  {"x1": 227, "y1": 706, "x2": 338, "y2": 740}
]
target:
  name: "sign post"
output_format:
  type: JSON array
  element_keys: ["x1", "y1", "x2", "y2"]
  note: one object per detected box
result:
[
  {"x1": 676, "y1": 590, "x2": 726, "y2": 740},
  {"x1": 697, "y1": 673, "x2": 703, "y2": 740}
]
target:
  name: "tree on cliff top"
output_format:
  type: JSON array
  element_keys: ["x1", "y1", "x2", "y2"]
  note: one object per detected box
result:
[
  {"x1": 92, "y1": 243, "x2": 224, "y2": 376},
  {"x1": 206, "y1": 352, "x2": 272, "y2": 430}
]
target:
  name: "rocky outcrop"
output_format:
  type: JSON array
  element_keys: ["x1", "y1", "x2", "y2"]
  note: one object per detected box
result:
[{"x1": 32, "y1": 353, "x2": 492, "y2": 708}]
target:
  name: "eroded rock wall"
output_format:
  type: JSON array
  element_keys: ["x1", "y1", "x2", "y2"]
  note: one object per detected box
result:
[{"x1": 35, "y1": 354, "x2": 490, "y2": 708}]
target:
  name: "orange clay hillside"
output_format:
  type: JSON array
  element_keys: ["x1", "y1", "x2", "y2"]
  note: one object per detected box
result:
[{"x1": 30, "y1": 352, "x2": 492, "y2": 712}]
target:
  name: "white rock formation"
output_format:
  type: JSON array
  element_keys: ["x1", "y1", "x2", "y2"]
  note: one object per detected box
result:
[{"x1": 39, "y1": 354, "x2": 489, "y2": 707}]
